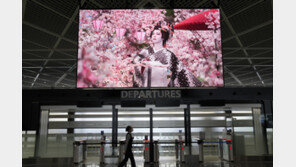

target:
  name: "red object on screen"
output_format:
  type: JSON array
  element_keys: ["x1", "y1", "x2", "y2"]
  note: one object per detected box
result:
[
  {"x1": 229, "y1": 146, "x2": 232, "y2": 150},
  {"x1": 181, "y1": 147, "x2": 184, "y2": 150},
  {"x1": 174, "y1": 9, "x2": 219, "y2": 30},
  {"x1": 146, "y1": 147, "x2": 149, "y2": 150}
]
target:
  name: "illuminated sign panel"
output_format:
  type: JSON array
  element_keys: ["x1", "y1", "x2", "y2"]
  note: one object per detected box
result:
[{"x1": 78, "y1": 9, "x2": 223, "y2": 88}]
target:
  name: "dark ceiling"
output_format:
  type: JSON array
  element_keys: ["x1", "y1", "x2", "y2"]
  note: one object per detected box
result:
[{"x1": 22, "y1": 0, "x2": 273, "y2": 89}]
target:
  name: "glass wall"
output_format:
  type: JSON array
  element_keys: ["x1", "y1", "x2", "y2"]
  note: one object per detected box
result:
[
  {"x1": 267, "y1": 128, "x2": 273, "y2": 155},
  {"x1": 153, "y1": 106, "x2": 186, "y2": 164},
  {"x1": 22, "y1": 130, "x2": 36, "y2": 158},
  {"x1": 23, "y1": 103, "x2": 271, "y2": 162},
  {"x1": 190, "y1": 109, "x2": 226, "y2": 161},
  {"x1": 35, "y1": 105, "x2": 113, "y2": 158},
  {"x1": 117, "y1": 106, "x2": 150, "y2": 164}
]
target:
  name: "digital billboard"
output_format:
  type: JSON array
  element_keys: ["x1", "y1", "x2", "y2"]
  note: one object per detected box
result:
[{"x1": 77, "y1": 9, "x2": 223, "y2": 88}]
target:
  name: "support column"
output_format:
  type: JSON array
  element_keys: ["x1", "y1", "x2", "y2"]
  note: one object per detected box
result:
[
  {"x1": 184, "y1": 104, "x2": 191, "y2": 146},
  {"x1": 36, "y1": 109, "x2": 49, "y2": 157},
  {"x1": 112, "y1": 105, "x2": 118, "y2": 148},
  {"x1": 149, "y1": 108, "x2": 154, "y2": 163},
  {"x1": 252, "y1": 107, "x2": 268, "y2": 155},
  {"x1": 32, "y1": 102, "x2": 41, "y2": 158},
  {"x1": 67, "y1": 109, "x2": 75, "y2": 140},
  {"x1": 262, "y1": 100, "x2": 273, "y2": 154}
]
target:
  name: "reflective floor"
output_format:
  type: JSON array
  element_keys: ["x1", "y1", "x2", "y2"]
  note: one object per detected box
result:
[{"x1": 23, "y1": 157, "x2": 273, "y2": 167}]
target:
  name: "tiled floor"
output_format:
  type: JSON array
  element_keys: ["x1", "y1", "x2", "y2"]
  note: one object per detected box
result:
[{"x1": 23, "y1": 157, "x2": 273, "y2": 167}]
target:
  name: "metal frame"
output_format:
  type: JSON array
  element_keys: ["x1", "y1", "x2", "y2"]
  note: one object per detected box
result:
[
  {"x1": 217, "y1": 1, "x2": 266, "y2": 86},
  {"x1": 29, "y1": 0, "x2": 84, "y2": 88}
]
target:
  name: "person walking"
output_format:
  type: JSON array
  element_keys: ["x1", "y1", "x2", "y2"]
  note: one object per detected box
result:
[{"x1": 118, "y1": 126, "x2": 136, "y2": 167}]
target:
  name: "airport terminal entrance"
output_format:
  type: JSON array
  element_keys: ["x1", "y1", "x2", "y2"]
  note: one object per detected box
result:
[{"x1": 23, "y1": 103, "x2": 270, "y2": 166}]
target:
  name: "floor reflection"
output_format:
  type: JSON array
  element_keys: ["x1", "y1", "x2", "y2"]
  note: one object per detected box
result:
[{"x1": 23, "y1": 155, "x2": 273, "y2": 167}]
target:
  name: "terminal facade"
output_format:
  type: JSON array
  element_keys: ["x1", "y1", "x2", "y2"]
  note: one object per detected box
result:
[{"x1": 22, "y1": 88, "x2": 273, "y2": 166}]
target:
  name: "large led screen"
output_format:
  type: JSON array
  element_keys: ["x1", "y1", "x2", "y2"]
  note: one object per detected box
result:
[{"x1": 78, "y1": 9, "x2": 223, "y2": 88}]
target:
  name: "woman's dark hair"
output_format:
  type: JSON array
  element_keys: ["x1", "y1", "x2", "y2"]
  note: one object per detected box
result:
[
  {"x1": 126, "y1": 125, "x2": 132, "y2": 132},
  {"x1": 150, "y1": 24, "x2": 170, "y2": 47}
]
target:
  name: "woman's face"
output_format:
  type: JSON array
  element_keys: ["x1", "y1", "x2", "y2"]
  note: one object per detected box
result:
[{"x1": 151, "y1": 29, "x2": 162, "y2": 44}]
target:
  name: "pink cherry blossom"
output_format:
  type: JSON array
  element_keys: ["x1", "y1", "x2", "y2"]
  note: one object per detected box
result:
[{"x1": 77, "y1": 9, "x2": 223, "y2": 87}]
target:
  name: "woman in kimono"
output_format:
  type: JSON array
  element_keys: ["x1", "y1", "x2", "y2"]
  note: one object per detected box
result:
[{"x1": 132, "y1": 23, "x2": 202, "y2": 87}]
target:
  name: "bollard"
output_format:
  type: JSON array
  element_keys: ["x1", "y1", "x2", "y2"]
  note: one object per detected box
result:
[
  {"x1": 198, "y1": 139, "x2": 204, "y2": 162},
  {"x1": 100, "y1": 140, "x2": 105, "y2": 164},
  {"x1": 175, "y1": 139, "x2": 185, "y2": 163},
  {"x1": 143, "y1": 139, "x2": 150, "y2": 163},
  {"x1": 73, "y1": 141, "x2": 83, "y2": 164},
  {"x1": 179, "y1": 140, "x2": 185, "y2": 163},
  {"x1": 226, "y1": 139, "x2": 234, "y2": 162}
]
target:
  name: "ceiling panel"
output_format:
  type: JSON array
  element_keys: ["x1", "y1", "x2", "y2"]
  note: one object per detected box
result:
[
  {"x1": 57, "y1": 40, "x2": 77, "y2": 49},
  {"x1": 24, "y1": 0, "x2": 68, "y2": 34},
  {"x1": 23, "y1": 24, "x2": 58, "y2": 48},
  {"x1": 220, "y1": 0, "x2": 259, "y2": 16},
  {"x1": 239, "y1": 24, "x2": 273, "y2": 47},
  {"x1": 227, "y1": 1, "x2": 272, "y2": 33},
  {"x1": 37, "y1": 0, "x2": 78, "y2": 18}
]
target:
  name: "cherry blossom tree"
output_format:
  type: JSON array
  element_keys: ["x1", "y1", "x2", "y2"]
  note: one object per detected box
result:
[{"x1": 77, "y1": 9, "x2": 223, "y2": 87}]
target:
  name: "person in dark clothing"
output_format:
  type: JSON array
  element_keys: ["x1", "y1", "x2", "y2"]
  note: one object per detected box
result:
[{"x1": 118, "y1": 126, "x2": 136, "y2": 167}]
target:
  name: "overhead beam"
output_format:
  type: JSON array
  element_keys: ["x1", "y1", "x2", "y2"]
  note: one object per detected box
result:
[
  {"x1": 31, "y1": 0, "x2": 78, "y2": 24},
  {"x1": 23, "y1": 69, "x2": 75, "y2": 76},
  {"x1": 223, "y1": 47, "x2": 272, "y2": 50},
  {"x1": 23, "y1": 66, "x2": 73, "y2": 69},
  {"x1": 89, "y1": 0, "x2": 105, "y2": 8},
  {"x1": 223, "y1": 57, "x2": 272, "y2": 60},
  {"x1": 23, "y1": 80, "x2": 50, "y2": 87},
  {"x1": 22, "y1": 39, "x2": 76, "y2": 58},
  {"x1": 23, "y1": 21, "x2": 77, "y2": 45},
  {"x1": 23, "y1": 75, "x2": 74, "y2": 87},
  {"x1": 23, "y1": 51, "x2": 76, "y2": 67},
  {"x1": 223, "y1": 38, "x2": 273, "y2": 57},
  {"x1": 150, "y1": 0, "x2": 164, "y2": 8},
  {"x1": 194, "y1": 0, "x2": 210, "y2": 7},
  {"x1": 54, "y1": 63, "x2": 77, "y2": 86},
  {"x1": 217, "y1": 1, "x2": 266, "y2": 86},
  {"x1": 23, "y1": 49, "x2": 76, "y2": 52},
  {"x1": 223, "y1": 20, "x2": 273, "y2": 43},
  {"x1": 234, "y1": 71, "x2": 257, "y2": 78},
  {"x1": 30, "y1": 0, "x2": 85, "y2": 88},
  {"x1": 224, "y1": 66, "x2": 244, "y2": 86},
  {"x1": 225, "y1": 65, "x2": 272, "y2": 67},
  {"x1": 135, "y1": 0, "x2": 150, "y2": 8},
  {"x1": 221, "y1": 0, "x2": 264, "y2": 22},
  {"x1": 23, "y1": 59, "x2": 76, "y2": 61}
]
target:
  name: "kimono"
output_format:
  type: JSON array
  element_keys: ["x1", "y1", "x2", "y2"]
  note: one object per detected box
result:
[{"x1": 132, "y1": 47, "x2": 202, "y2": 87}]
